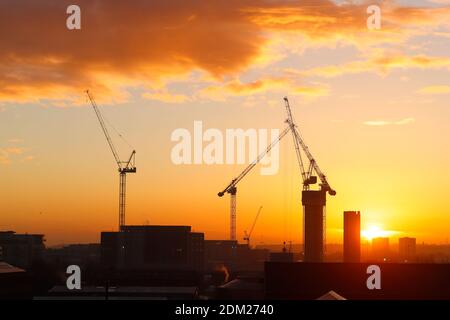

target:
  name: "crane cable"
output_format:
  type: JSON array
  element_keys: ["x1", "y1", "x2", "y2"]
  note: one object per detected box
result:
[{"x1": 86, "y1": 94, "x2": 135, "y2": 150}]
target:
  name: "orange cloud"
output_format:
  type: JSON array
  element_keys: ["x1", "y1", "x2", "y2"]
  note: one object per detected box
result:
[
  {"x1": 0, "y1": 0, "x2": 264, "y2": 103},
  {"x1": 301, "y1": 53, "x2": 450, "y2": 78},
  {"x1": 199, "y1": 77, "x2": 328, "y2": 100},
  {"x1": 142, "y1": 91, "x2": 191, "y2": 104},
  {"x1": 201, "y1": 78, "x2": 288, "y2": 97},
  {"x1": 0, "y1": 0, "x2": 449, "y2": 103},
  {"x1": 363, "y1": 118, "x2": 415, "y2": 126},
  {"x1": 293, "y1": 85, "x2": 329, "y2": 97}
]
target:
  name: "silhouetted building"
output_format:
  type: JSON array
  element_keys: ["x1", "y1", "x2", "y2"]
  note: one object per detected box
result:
[
  {"x1": 343, "y1": 211, "x2": 360, "y2": 262},
  {"x1": 45, "y1": 244, "x2": 100, "y2": 268},
  {"x1": 372, "y1": 237, "x2": 389, "y2": 261},
  {"x1": 188, "y1": 232, "x2": 205, "y2": 272},
  {"x1": 236, "y1": 245, "x2": 269, "y2": 272},
  {"x1": 39, "y1": 285, "x2": 199, "y2": 300},
  {"x1": 399, "y1": 237, "x2": 416, "y2": 262},
  {"x1": 265, "y1": 262, "x2": 450, "y2": 300},
  {"x1": 0, "y1": 231, "x2": 45, "y2": 269},
  {"x1": 204, "y1": 240, "x2": 237, "y2": 271},
  {"x1": 101, "y1": 225, "x2": 204, "y2": 272},
  {"x1": 0, "y1": 262, "x2": 32, "y2": 299},
  {"x1": 302, "y1": 190, "x2": 326, "y2": 262},
  {"x1": 269, "y1": 251, "x2": 294, "y2": 262}
]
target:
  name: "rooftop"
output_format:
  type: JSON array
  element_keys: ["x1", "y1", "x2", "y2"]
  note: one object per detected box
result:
[{"x1": 0, "y1": 262, "x2": 25, "y2": 274}]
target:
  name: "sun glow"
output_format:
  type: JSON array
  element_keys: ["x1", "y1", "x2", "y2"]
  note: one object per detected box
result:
[{"x1": 361, "y1": 225, "x2": 393, "y2": 241}]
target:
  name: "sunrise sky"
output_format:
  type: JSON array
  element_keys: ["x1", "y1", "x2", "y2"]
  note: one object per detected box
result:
[{"x1": 1, "y1": 0, "x2": 450, "y2": 246}]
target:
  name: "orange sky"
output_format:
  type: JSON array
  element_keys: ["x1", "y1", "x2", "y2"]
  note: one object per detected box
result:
[{"x1": 1, "y1": 0, "x2": 450, "y2": 246}]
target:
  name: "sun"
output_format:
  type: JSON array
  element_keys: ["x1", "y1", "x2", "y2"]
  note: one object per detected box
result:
[{"x1": 361, "y1": 225, "x2": 389, "y2": 241}]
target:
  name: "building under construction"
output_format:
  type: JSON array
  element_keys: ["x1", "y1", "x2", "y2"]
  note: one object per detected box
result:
[
  {"x1": 302, "y1": 190, "x2": 327, "y2": 262},
  {"x1": 218, "y1": 97, "x2": 336, "y2": 263},
  {"x1": 283, "y1": 98, "x2": 336, "y2": 262}
]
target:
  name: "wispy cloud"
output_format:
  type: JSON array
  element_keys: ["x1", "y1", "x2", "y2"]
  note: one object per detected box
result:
[
  {"x1": 8, "y1": 138, "x2": 24, "y2": 144},
  {"x1": 363, "y1": 118, "x2": 415, "y2": 126},
  {"x1": 199, "y1": 77, "x2": 329, "y2": 101},
  {"x1": 21, "y1": 155, "x2": 35, "y2": 162},
  {"x1": 0, "y1": 138, "x2": 34, "y2": 164},
  {"x1": 428, "y1": 0, "x2": 450, "y2": 4},
  {"x1": 3, "y1": 147, "x2": 24, "y2": 155},
  {"x1": 142, "y1": 91, "x2": 191, "y2": 104},
  {"x1": 0, "y1": 147, "x2": 24, "y2": 164},
  {"x1": 417, "y1": 85, "x2": 450, "y2": 95},
  {"x1": 302, "y1": 52, "x2": 450, "y2": 78}
]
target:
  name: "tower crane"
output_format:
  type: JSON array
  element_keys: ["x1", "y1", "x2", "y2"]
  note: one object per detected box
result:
[
  {"x1": 86, "y1": 90, "x2": 136, "y2": 231},
  {"x1": 244, "y1": 206, "x2": 263, "y2": 247},
  {"x1": 283, "y1": 96, "x2": 335, "y2": 262},
  {"x1": 283, "y1": 97, "x2": 336, "y2": 196},
  {"x1": 218, "y1": 126, "x2": 290, "y2": 241}
]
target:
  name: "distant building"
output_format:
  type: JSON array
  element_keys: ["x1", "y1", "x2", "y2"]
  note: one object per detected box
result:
[
  {"x1": 204, "y1": 241, "x2": 269, "y2": 273},
  {"x1": 269, "y1": 251, "x2": 294, "y2": 262},
  {"x1": 45, "y1": 244, "x2": 100, "y2": 268},
  {"x1": 398, "y1": 237, "x2": 416, "y2": 262},
  {"x1": 236, "y1": 244, "x2": 269, "y2": 272},
  {"x1": 0, "y1": 231, "x2": 45, "y2": 269},
  {"x1": 343, "y1": 211, "x2": 361, "y2": 262},
  {"x1": 204, "y1": 240, "x2": 237, "y2": 271},
  {"x1": 101, "y1": 225, "x2": 204, "y2": 272},
  {"x1": 372, "y1": 237, "x2": 390, "y2": 261}
]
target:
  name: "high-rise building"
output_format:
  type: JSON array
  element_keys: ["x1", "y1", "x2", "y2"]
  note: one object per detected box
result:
[
  {"x1": 372, "y1": 237, "x2": 390, "y2": 261},
  {"x1": 343, "y1": 211, "x2": 360, "y2": 262},
  {"x1": 398, "y1": 237, "x2": 416, "y2": 262},
  {"x1": 101, "y1": 225, "x2": 204, "y2": 271}
]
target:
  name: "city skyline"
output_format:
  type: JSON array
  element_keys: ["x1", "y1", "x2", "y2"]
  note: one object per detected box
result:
[{"x1": 1, "y1": 0, "x2": 450, "y2": 246}]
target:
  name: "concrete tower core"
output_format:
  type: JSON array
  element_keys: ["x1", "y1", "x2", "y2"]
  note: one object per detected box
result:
[{"x1": 302, "y1": 190, "x2": 326, "y2": 262}]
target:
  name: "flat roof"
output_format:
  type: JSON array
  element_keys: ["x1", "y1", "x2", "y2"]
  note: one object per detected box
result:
[{"x1": 103, "y1": 225, "x2": 192, "y2": 233}]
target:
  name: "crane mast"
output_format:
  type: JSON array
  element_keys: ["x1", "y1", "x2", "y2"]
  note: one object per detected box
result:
[
  {"x1": 218, "y1": 126, "x2": 290, "y2": 241},
  {"x1": 86, "y1": 90, "x2": 136, "y2": 231}
]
